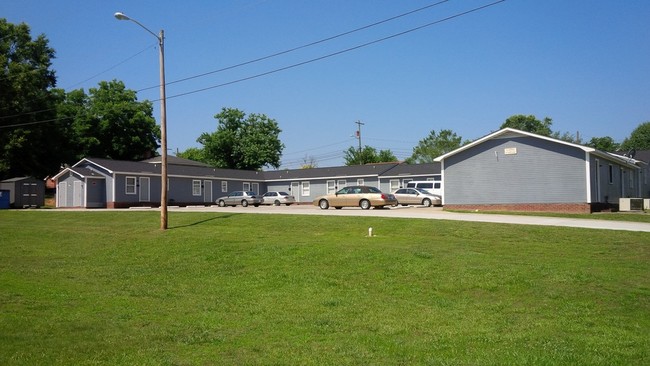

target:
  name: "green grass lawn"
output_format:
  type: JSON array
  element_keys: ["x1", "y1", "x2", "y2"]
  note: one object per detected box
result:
[{"x1": 1, "y1": 211, "x2": 648, "y2": 365}]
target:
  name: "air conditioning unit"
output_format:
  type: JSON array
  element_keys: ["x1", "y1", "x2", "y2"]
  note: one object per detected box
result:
[{"x1": 619, "y1": 198, "x2": 644, "y2": 211}]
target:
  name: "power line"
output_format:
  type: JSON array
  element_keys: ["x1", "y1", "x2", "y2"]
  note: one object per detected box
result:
[
  {"x1": 157, "y1": 0, "x2": 506, "y2": 102},
  {"x1": 1, "y1": 0, "x2": 506, "y2": 129},
  {"x1": 0, "y1": 44, "x2": 156, "y2": 119},
  {"x1": 136, "y1": 0, "x2": 451, "y2": 93}
]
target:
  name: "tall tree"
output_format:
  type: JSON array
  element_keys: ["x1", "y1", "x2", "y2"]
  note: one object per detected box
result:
[
  {"x1": 620, "y1": 122, "x2": 650, "y2": 151},
  {"x1": 0, "y1": 19, "x2": 61, "y2": 179},
  {"x1": 198, "y1": 108, "x2": 284, "y2": 170},
  {"x1": 408, "y1": 129, "x2": 463, "y2": 163},
  {"x1": 344, "y1": 146, "x2": 397, "y2": 165},
  {"x1": 58, "y1": 80, "x2": 160, "y2": 161},
  {"x1": 176, "y1": 147, "x2": 207, "y2": 163},
  {"x1": 585, "y1": 136, "x2": 620, "y2": 152},
  {"x1": 501, "y1": 115, "x2": 553, "y2": 136}
]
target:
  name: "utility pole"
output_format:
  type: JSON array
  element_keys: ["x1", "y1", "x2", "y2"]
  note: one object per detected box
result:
[{"x1": 355, "y1": 120, "x2": 364, "y2": 164}]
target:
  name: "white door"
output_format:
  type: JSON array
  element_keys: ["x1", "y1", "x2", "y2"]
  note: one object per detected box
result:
[
  {"x1": 252, "y1": 183, "x2": 259, "y2": 194},
  {"x1": 203, "y1": 180, "x2": 212, "y2": 203},
  {"x1": 291, "y1": 182, "x2": 300, "y2": 197},
  {"x1": 58, "y1": 182, "x2": 67, "y2": 207},
  {"x1": 73, "y1": 181, "x2": 83, "y2": 207},
  {"x1": 139, "y1": 177, "x2": 150, "y2": 202}
]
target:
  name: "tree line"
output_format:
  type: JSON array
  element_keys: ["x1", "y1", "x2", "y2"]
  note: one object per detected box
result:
[{"x1": 2, "y1": 19, "x2": 648, "y2": 180}]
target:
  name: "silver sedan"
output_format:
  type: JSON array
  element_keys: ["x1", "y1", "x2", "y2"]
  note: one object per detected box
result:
[
  {"x1": 216, "y1": 191, "x2": 263, "y2": 207},
  {"x1": 392, "y1": 188, "x2": 441, "y2": 207}
]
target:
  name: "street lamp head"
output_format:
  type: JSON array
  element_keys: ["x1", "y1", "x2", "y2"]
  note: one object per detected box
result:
[{"x1": 114, "y1": 12, "x2": 130, "y2": 21}]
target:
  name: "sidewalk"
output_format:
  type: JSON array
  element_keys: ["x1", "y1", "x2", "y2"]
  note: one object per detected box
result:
[{"x1": 170, "y1": 205, "x2": 650, "y2": 233}]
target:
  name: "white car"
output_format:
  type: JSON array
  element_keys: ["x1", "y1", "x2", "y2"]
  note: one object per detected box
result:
[{"x1": 261, "y1": 191, "x2": 296, "y2": 206}]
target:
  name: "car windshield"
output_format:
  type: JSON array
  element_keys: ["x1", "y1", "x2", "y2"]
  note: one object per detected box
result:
[
  {"x1": 279, "y1": 192, "x2": 289, "y2": 196},
  {"x1": 367, "y1": 186, "x2": 381, "y2": 193},
  {"x1": 244, "y1": 191, "x2": 256, "y2": 196}
]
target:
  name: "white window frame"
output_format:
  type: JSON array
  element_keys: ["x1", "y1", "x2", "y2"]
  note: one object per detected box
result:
[
  {"x1": 243, "y1": 182, "x2": 251, "y2": 191},
  {"x1": 126, "y1": 176, "x2": 137, "y2": 195},
  {"x1": 192, "y1": 180, "x2": 202, "y2": 196},
  {"x1": 390, "y1": 179, "x2": 400, "y2": 191},
  {"x1": 326, "y1": 180, "x2": 336, "y2": 194},
  {"x1": 221, "y1": 181, "x2": 228, "y2": 192},
  {"x1": 301, "y1": 181, "x2": 310, "y2": 196},
  {"x1": 337, "y1": 180, "x2": 346, "y2": 188},
  {"x1": 357, "y1": 179, "x2": 364, "y2": 186}
]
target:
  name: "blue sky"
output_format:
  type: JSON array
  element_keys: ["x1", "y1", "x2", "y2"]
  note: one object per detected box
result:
[{"x1": 3, "y1": 0, "x2": 649, "y2": 168}]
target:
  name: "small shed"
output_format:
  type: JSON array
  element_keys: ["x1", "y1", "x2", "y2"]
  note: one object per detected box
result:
[{"x1": 0, "y1": 177, "x2": 45, "y2": 208}]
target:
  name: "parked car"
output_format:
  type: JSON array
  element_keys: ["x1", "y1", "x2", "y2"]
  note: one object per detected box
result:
[
  {"x1": 262, "y1": 191, "x2": 296, "y2": 206},
  {"x1": 392, "y1": 187, "x2": 441, "y2": 207},
  {"x1": 313, "y1": 185, "x2": 397, "y2": 210},
  {"x1": 216, "y1": 191, "x2": 263, "y2": 207}
]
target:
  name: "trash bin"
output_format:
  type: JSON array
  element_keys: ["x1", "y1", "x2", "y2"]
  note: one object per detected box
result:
[{"x1": 0, "y1": 190, "x2": 9, "y2": 209}]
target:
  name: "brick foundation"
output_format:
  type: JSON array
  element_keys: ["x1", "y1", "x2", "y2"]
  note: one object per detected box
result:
[{"x1": 444, "y1": 203, "x2": 592, "y2": 214}]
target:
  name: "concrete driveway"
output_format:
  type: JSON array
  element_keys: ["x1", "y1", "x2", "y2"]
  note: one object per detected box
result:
[{"x1": 169, "y1": 204, "x2": 650, "y2": 233}]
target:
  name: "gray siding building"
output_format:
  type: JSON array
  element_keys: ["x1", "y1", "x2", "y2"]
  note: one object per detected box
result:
[{"x1": 435, "y1": 128, "x2": 647, "y2": 213}]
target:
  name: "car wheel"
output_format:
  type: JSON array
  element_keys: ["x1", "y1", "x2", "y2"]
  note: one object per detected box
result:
[
  {"x1": 253, "y1": 204, "x2": 260, "y2": 207},
  {"x1": 422, "y1": 198, "x2": 432, "y2": 207},
  {"x1": 360, "y1": 199, "x2": 371, "y2": 210},
  {"x1": 335, "y1": 207, "x2": 342, "y2": 209},
  {"x1": 274, "y1": 200, "x2": 281, "y2": 206},
  {"x1": 241, "y1": 200, "x2": 249, "y2": 207},
  {"x1": 319, "y1": 199, "x2": 329, "y2": 209},
  {"x1": 218, "y1": 200, "x2": 226, "y2": 207}
]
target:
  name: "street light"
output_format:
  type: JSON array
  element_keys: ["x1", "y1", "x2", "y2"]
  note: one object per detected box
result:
[{"x1": 114, "y1": 12, "x2": 168, "y2": 230}]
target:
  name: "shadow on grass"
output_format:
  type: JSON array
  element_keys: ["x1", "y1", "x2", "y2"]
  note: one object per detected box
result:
[{"x1": 170, "y1": 213, "x2": 240, "y2": 229}]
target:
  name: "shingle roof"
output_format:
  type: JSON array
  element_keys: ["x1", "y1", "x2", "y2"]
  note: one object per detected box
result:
[{"x1": 263, "y1": 163, "x2": 400, "y2": 181}]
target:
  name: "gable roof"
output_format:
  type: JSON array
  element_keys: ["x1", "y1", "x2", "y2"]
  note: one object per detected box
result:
[{"x1": 434, "y1": 128, "x2": 640, "y2": 169}]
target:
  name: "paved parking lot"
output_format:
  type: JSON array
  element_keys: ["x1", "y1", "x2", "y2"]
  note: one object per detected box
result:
[{"x1": 168, "y1": 204, "x2": 650, "y2": 232}]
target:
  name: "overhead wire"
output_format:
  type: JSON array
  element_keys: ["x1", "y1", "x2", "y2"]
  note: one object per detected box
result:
[
  {"x1": 136, "y1": 0, "x2": 451, "y2": 92},
  {"x1": 0, "y1": 43, "x2": 156, "y2": 119},
  {"x1": 156, "y1": 0, "x2": 506, "y2": 102},
  {"x1": 1, "y1": 0, "x2": 506, "y2": 129},
  {"x1": 1, "y1": 0, "x2": 450, "y2": 122}
]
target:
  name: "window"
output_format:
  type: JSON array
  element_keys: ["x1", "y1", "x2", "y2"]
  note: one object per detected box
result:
[
  {"x1": 337, "y1": 180, "x2": 346, "y2": 188},
  {"x1": 301, "y1": 182, "x2": 310, "y2": 196},
  {"x1": 126, "y1": 176, "x2": 136, "y2": 195},
  {"x1": 192, "y1": 180, "x2": 202, "y2": 196},
  {"x1": 326, "y1": 180, "x2": 336, "y2": 194},
  {"x1": 243, "y1": 182, "x2": 251, "y2": 191},
  {"x1": 608, "y1": 165, "x2": 613, "y2": 184},
  {"x1": 221, "y1": 181, "x2": 228, "y2": 192},
  {"x1": 357, "y1": 179, "x2": 364, "y2": 186},
  {"x1": 629, "y1": 170, "x2": 634, "y2": 188},
  {"x1": 390, "y1": 179, "x2": 400, "y2": 191}
]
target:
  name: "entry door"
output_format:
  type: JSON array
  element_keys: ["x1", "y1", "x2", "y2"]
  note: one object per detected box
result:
[
  {"x1": 594, "y1": 160, "x2": 601, "y2": 202},
  {"x1": 58, "y1": 182, "x2": 67, "y2": 207},
  {"x1": 22, "y1": 183, "x2": 37, "y2": 206},
  {"x1": 203, "y1": 180, "x2": 212, "y2": 203},
  {"x1": 291, "y1": 182, "x2": 300, "y2": 197},
  {"x1": 139, "y1": 177, "x2": 150, "y2": 202},
  {"x1": 73, "y1": 181, "x2": 83, "y2": 207}
]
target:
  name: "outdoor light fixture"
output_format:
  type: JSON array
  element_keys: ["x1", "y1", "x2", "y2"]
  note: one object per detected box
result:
[{"x1": 114, "y1": 12, "x2": 169, "y2": 230}]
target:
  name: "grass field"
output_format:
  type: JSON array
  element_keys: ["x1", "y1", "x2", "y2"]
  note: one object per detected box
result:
[{"x1": 1, "y1": 211, "x2": 649, "y2": 365}]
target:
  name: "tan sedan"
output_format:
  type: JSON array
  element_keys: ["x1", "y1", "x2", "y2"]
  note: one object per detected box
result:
[{"x1": 313, "y1": 185, "x2": 397, "y2": 210}]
